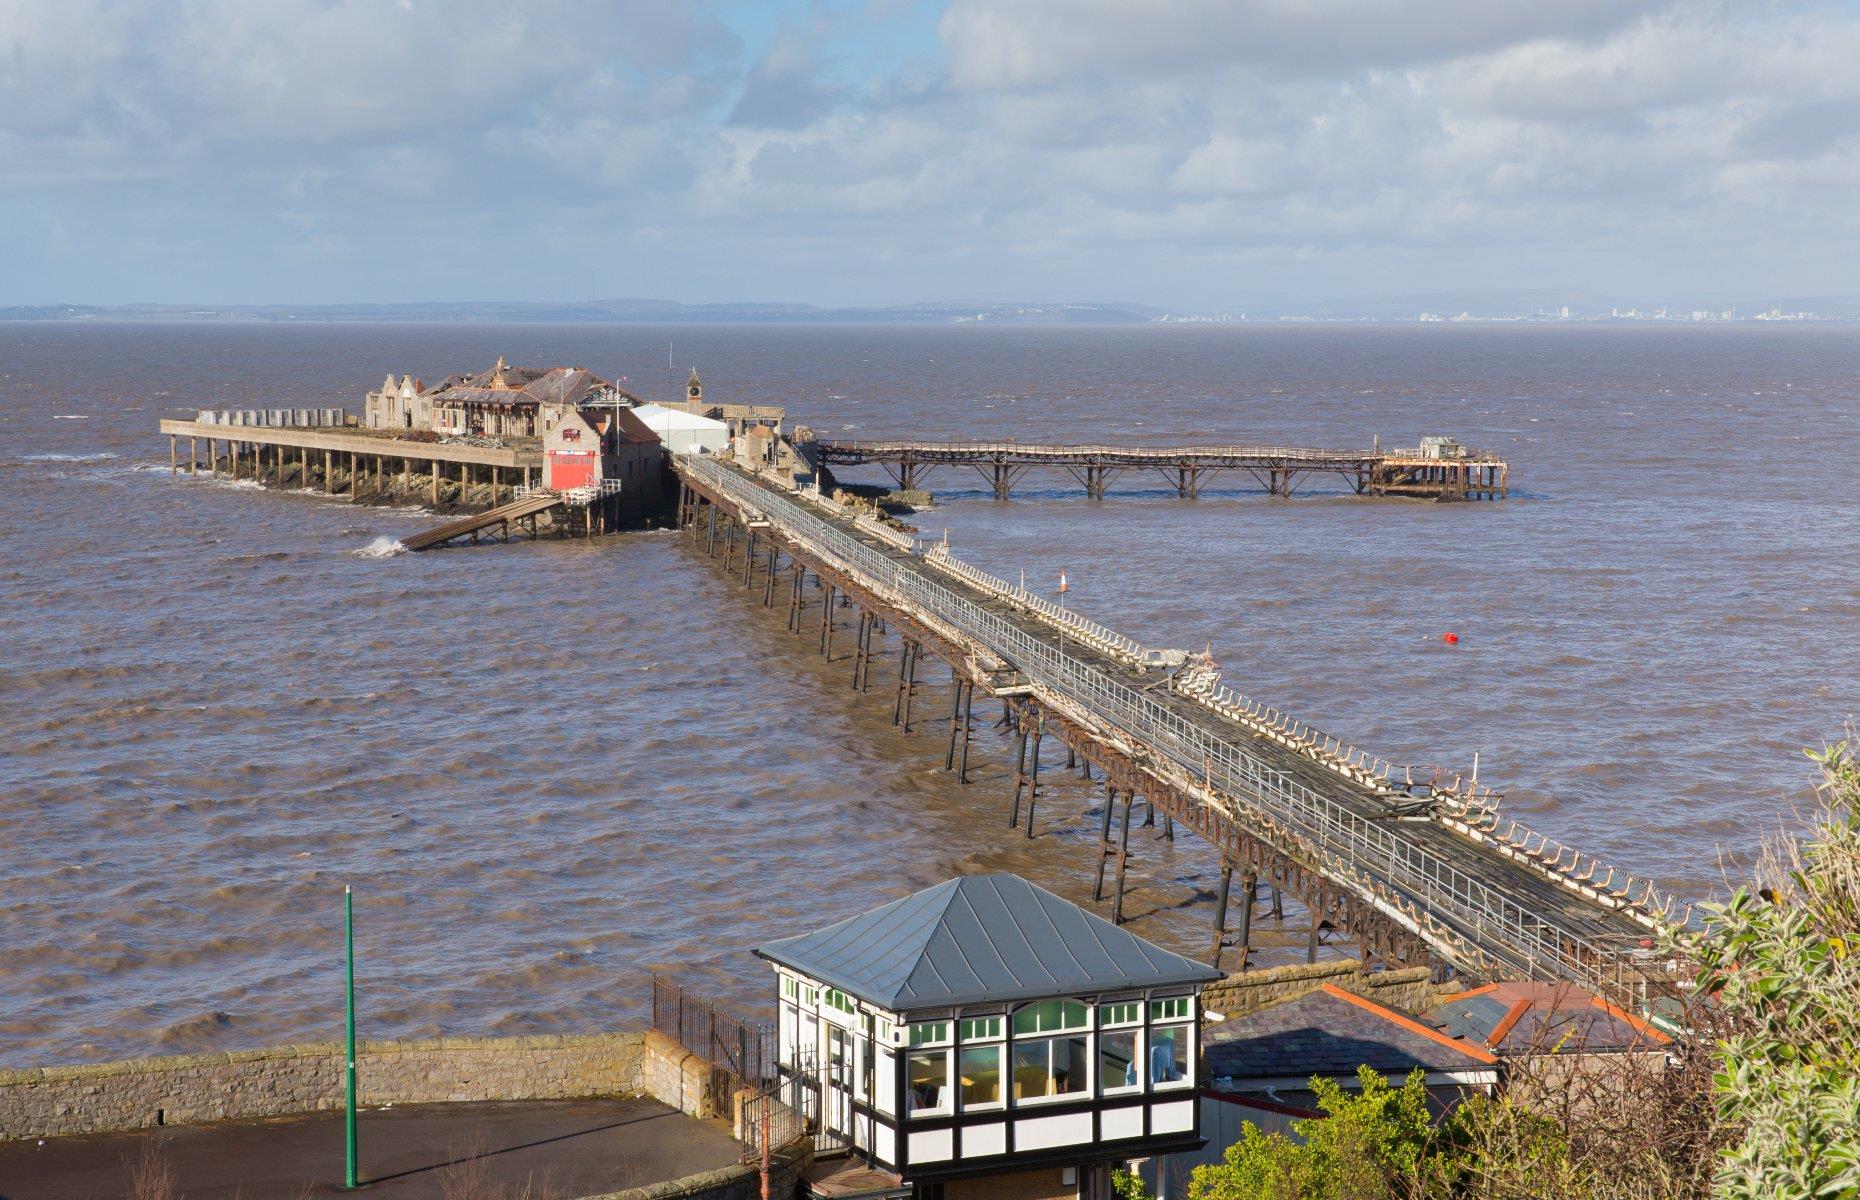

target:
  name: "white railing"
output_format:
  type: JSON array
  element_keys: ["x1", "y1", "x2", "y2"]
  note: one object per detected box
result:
[
  {"x1": 676, "y1": 453, "x2": 1688, "y2": 1005},
  {"x1": 518, "y1": 478, "x2": 623, "y2": 505}
]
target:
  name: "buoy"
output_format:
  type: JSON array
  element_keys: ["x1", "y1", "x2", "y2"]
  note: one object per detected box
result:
[
  {"x1": 1058, "y1": 571, "x2": 1069, "y2": 594},
  {"x1": 1442, "y1": 632, "x2": 1460, "y2": 645}
]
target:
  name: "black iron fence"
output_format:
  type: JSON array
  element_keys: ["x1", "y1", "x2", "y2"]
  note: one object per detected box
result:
[{"x1": 650, "y1": 974, "x2": 777, "y2": 1097}]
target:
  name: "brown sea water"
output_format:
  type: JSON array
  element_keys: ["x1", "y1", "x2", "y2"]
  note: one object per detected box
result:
[{"x1": 1, "y1": 321, "x2": 1855, "y2": 1068}]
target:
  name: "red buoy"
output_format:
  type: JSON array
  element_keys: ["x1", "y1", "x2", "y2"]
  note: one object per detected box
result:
[{"x1": 1442, "y1": 632, "x2": 1460, "y2": 645}]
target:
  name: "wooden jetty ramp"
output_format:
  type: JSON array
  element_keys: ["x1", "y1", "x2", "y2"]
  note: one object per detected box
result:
[
  {"x1": 811, "y1": 437, "x2": 1508, "y2": 500},
  {"x1": 673, "y1": 453, "x2": 1679, "y2": 1010},
  {"x1": 401, "y1": 491, "x2": 565, "y2": 552}
]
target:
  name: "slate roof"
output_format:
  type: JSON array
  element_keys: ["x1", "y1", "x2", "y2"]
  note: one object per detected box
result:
[
  {"x1": 609, "y1": 407, "x2": 662, "y2": 446},
  {"x1": 1204, "y1": 985, "x2": 1494, "y2": 1086},
  {"x1": 1421, "y1": 981, "x2": 1670, "y2": 1055},
  {"x1": 755, "y1": 874, "x2": 1222, "y2": 1012}
]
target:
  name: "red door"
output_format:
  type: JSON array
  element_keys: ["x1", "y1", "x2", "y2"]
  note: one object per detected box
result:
[{"x1": 547, "y1": 451, "x2": 597, "y2": 490}]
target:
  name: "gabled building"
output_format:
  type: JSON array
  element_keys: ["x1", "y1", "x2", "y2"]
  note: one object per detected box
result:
[
  {"x1": 540, "y1": 404, "x2": 662, "y2": 505},
  {"x1": 1420, "y1": 980, "x2": 1672, "y2": 1058},
  {"x1": 364, "y1": 357, "x2": 640, "y2": 438},
  {"x1": 756, "y1": 874, "x2": 1222, "y2": 1200},
  {"x1": 364, "y1": 373, "x2": 431, "y2": 431},
  {"x1": 1145, "y1": 983, "x2": 1500, "y2": 1200}
]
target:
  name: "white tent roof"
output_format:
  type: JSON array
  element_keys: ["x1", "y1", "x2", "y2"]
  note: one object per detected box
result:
[{"x1": 633, "y1": 403, "x2": 728, "y2": 431}]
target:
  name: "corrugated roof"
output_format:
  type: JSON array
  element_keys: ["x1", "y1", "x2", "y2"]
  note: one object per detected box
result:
[{"x1": 755, "y1": 874, "x2": 1222, "y2": 1012}]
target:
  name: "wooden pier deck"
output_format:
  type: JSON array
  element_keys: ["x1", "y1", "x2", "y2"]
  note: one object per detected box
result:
[
  {"x1": 159, "y1": 418, "x2": 543, "y2": 508},
  {"x1": 811, "y1": 438, "x2": 1508, "y2": 500},
  {"x1": 673, "y1": 454, "x2": 1676, "y2": 1010}
]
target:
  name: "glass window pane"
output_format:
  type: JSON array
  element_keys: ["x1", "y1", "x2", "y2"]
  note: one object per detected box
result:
[
  {"x1": 959, "y1": 1044, "x2": 1002, "y2": 1107},
  {"x1": 1013, "y1": 999, "x2": 1088, "y2": 1034},
  {"x1": 1150, "y1": 1026, "x2": 1189, "y2": 1086},
  {"x1": 1055, "y1": 1035, "x2": 1089, "y2": 1096},
  {"x1": 1100, "y1": 1030, "x2": 1139, "y2": 1092},
  {"x1": 1010, "y1": 1035, "x2": 1089, "y2": 1099},
  {"x1": 907, "y1": 1050, "x2": 949, "y2": 1113}
]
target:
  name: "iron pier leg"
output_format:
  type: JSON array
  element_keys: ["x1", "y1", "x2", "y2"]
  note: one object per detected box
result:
[
  {"x1": 1023, "y1": 719, "x2": 1043, "y2": 839},
  {"x1": 1162, "y1": 813, "x2": 1174, "y2": 841},
  {"x1": 852, "y1": 612, "x2": 870, "y2": 689},
  {"x1": 1307, "y1": 903, "x2": 1323, "y2": 964},
  {"x1": 763, "y1": 545, "x2": 778, "y2": 606},
  {"x1": 892, "y1": 641, "x2": 910, "y2": 725},
  {"x1": 706, "y1": 505, "x2": 717, "y2": 555},
  {"x1": 1209, "y1": 866, "x2": 1233, "y2": 970},
  {"x1": 1235, "y1": 871, "x2": 1256, "y2": 971},
  {"x1": 1271, "y1": 886, "x2": 1284, "y2": 920},
  {"x1": 1112, "y1": 793, "x2": 1135, "y2": 925},
  {"x1": 900, "y1": 643, "x2": 917, "y2": 731},
  {"x1": 822, "y1": 585, "x2": 837, "y2": 657},
  {"x1": 788, "y1": 566, "x2": 804, "y2": 631},
  {"x1": 945, "y1": 678, "x2": 964, "y2": 770},
  {"x1": 1093, "y1": 788, "x2": 1118, "y2": 901},
  {"x1": 957, "y1": 683, "x2": 974, "y2": 784},
  {"x1": 1142, "y1": 795, "x2": 1156, "y2": 827},
  {"x1": 1009, "y1": 715, "x2": 1030, "y2": 828},
  {"x1": 1066, "y1": 745, "x2": 1076, "y2": 770}
]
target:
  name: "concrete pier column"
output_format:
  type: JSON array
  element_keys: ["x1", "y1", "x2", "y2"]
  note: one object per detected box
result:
[
  {"x1": 189, "y1": 437, "x2": 198, "y2": 475},
  {"x1": 431, "y1": 459, "x2": 440, "y2": 505},
  {"x1": 170, "y1": 435, "x2": 178, "y2": 473}
]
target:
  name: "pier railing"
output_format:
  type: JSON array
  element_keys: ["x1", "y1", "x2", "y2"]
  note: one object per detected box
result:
[{"x1": 677, "y1": 454, "x2": 1680, "y2": 1005}]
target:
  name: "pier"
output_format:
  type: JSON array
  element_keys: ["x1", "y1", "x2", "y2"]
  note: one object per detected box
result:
[
  {"x1": 811, "y1": 438, "x2": 1508, "y2": 500},
  {"x1": 161, "y1": 417, "x2": 542, "y2": 508},
  {"x1": 672, "y1": 453, "x2": 1676, "y2": 1012}
]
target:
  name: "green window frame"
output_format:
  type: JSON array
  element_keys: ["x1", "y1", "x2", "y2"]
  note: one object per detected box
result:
[
  {"x1": 826, "y1": 988, "x2": 856, "y2": 1015},
  {"x1": 1012, "y1": 999, "x2": 1089, "y2": 1035},
  {"x1": 1100, "y1": 1002, "x2": 1141, "y2": 1027},
  {"x1": 1150, "y1": 997, "x2": 1191, "y2": 1023},
  {"x1": 960, "y1": 1016, "x2": 1003, "y2": 1041},
  {"x1": 909, "y1": 1021, "x2": 952, "y2": 1047}
]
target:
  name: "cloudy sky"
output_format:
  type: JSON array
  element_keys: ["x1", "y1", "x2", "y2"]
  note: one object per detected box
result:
[{"x1": 4, "y1": 0, "x2": 1858, "y2": 308}]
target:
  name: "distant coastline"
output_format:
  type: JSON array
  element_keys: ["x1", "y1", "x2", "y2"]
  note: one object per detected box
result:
[{"x1": 6, "y1": 293, "x2": 1858, "y2": 324}]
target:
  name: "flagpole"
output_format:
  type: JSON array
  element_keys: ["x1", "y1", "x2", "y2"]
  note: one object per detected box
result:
[{"x1": 344, "y1": 884, "x2": 359, "y2": 1189}]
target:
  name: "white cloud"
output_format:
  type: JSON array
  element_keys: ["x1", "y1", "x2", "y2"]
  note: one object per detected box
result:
[{"x1": 4, "y1": 0, "x2": 1860, "y2": 305}]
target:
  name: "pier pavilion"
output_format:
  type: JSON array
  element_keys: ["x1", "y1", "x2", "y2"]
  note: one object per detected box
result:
[{"x1": 758, "y1": 873, "x2": 1221, "y2": 1200}]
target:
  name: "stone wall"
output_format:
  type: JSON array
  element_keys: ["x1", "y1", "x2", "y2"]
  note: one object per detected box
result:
[
  {"x1": 0, "y1": 1032, "x2": 647, "y2": 1141},
  {"x1": 641, "y1": 1030, "x2": 718, "y2": 1120},
  {"x1": 586, "y1": 1138, "x2": 813, "y2": 1200},
  {"x1": 1202, "y1": 961, "x2": 1446, "y2": 1021}
]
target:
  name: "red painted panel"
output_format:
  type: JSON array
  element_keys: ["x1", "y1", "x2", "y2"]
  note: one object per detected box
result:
[{"x1": 547, "y1": 451, "x2": 597, "y2": 490}]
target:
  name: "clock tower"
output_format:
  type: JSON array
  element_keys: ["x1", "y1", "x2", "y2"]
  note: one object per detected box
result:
[{"x1": 685, "y1": 368, "x2": 703, "y2": 408}]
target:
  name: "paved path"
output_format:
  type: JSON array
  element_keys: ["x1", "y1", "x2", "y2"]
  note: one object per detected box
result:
[{"x1": 0, "y1": 1098, "x2": 739, "y2": 1200}]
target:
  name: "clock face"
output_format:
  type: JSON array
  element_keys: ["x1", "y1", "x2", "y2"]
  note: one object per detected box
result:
[{"x1": 689, "y1": 386, "x2": 700, "y2": 397}]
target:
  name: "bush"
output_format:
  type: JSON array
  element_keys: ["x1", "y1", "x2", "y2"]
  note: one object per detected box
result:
[
  {"x1": 1697, "y1": 742, "x2": 1860, "y2": 1198},
  {"x1": 1182, "y1": 742, "x2": 1857, "y2": 1200}
]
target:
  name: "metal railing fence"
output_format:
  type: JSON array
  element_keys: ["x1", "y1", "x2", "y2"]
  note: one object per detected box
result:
[
  {"x1": 677, "y1": 454, "x2": 1679, "y2": 1006},
  {"x1": 650, "y1": 974, "x2": 777, "y2": 1095}
]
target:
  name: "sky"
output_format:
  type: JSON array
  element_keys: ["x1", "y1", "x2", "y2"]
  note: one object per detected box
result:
[{"x1": 4, "y1": 0, "x2": 1859, "y2": 309}]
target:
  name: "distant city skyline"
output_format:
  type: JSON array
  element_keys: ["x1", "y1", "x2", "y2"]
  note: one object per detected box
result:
[{"x1": 6, "y1": 1, "x2": 1859, "y2": 309}]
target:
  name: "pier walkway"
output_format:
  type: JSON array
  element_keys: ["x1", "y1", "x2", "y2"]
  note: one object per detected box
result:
[
  {"x1": 811, "y1": 438, "x2": 1508, "y2": 500},
  {"x1": 672, "y1": 454, "x2": 1678, "y2": 1012},
  {"x1": 400, "y1": 491, "x2": 565, "y2": 551}
]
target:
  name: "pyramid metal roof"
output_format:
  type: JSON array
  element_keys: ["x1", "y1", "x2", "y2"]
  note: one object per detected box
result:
[{"x1": 755, "y1": 874, "x2": 1223, "y2": 1013}]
